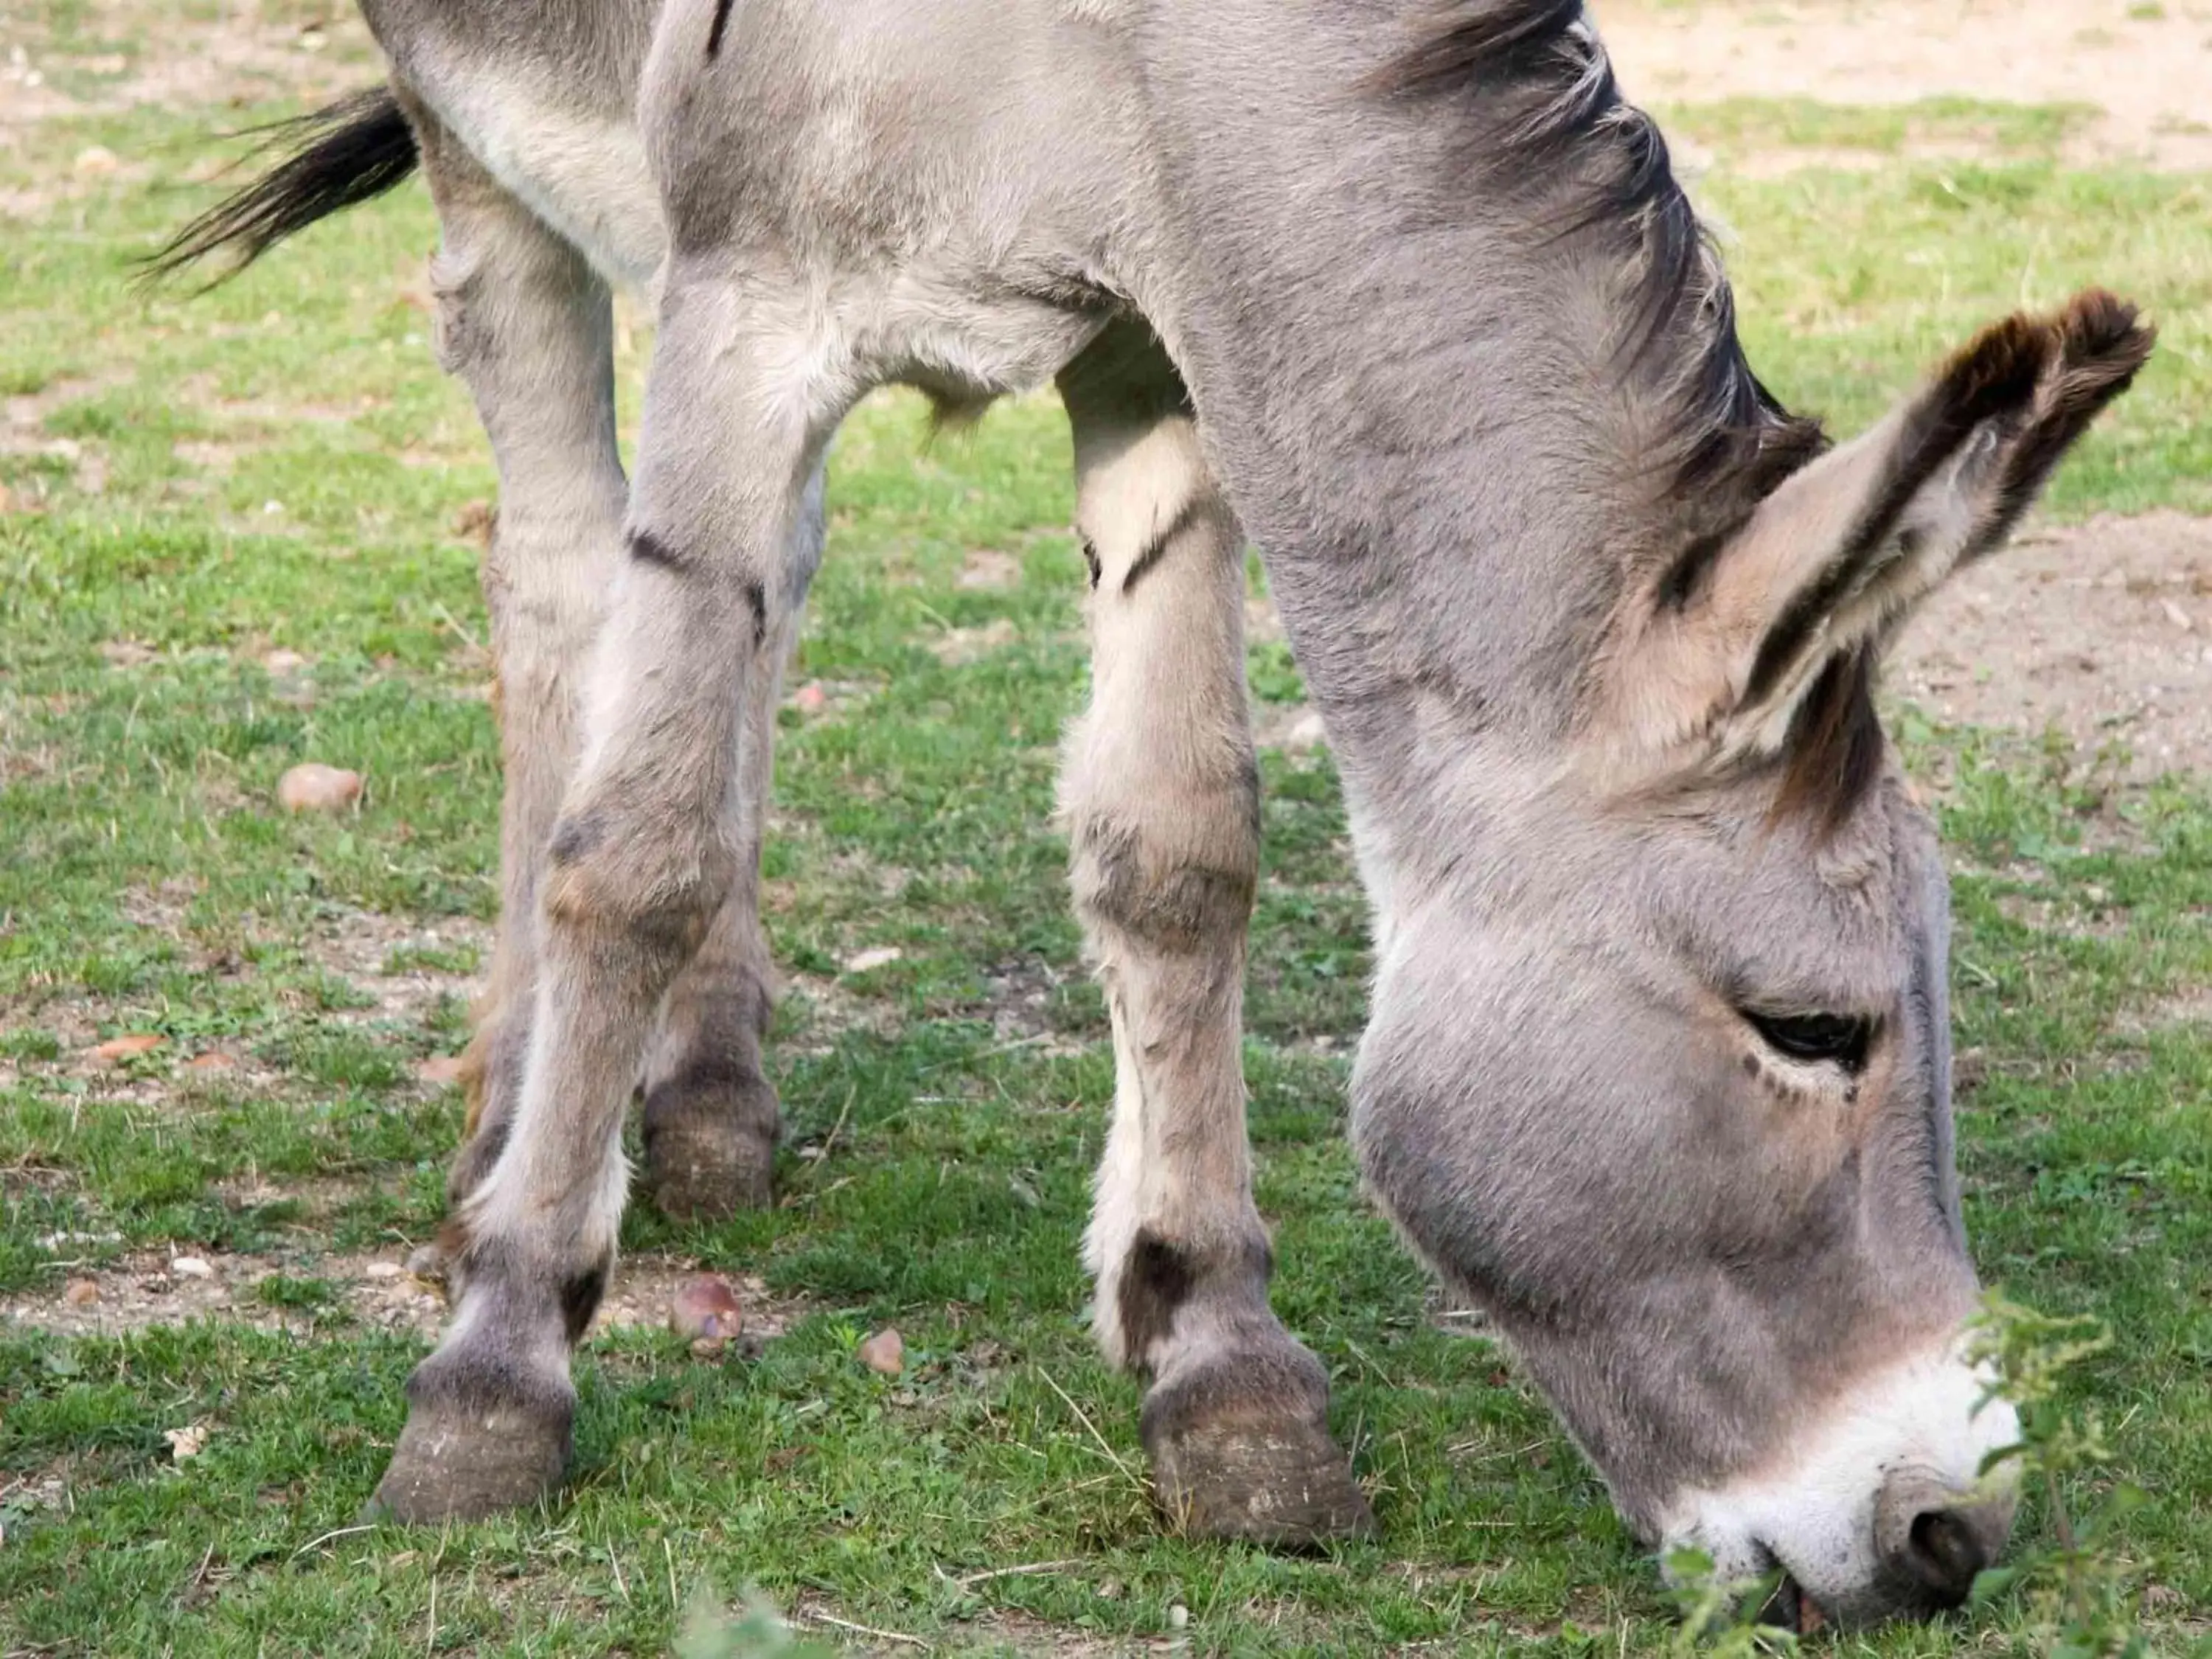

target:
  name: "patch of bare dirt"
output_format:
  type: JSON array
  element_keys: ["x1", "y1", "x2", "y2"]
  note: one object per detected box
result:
[
  {"x1": 5, "y1": 1246, "x2": 802, "y2": 1346},
  {"x1": 1253, "y1": 701, "x2": 1327, "y2": 754},
  {"x1": 1599, "y1": 0, "x2": 2212, "y2": 171},
  {"x1": 1, "y1": 372, "x2": 124, "y2": 504},
  {"x1": 0, "y1": 1, "x2": 378, "y2": 138},
  {"x1": 927, "y1": 618, "x2": 1020, "y2": 666},
  {"x1": 1890, "y1": 513, "x2": 2212, "y2": 779},
  {"x1": 298, "y1": 906, "x2": 490, "y2": 1024},
  {"x1": 2114, "y1": 987, "x2": 2212, "y2": 1038},
  {"x1": 956, "y1": 549, "x2": 1023, "y2": 591}
]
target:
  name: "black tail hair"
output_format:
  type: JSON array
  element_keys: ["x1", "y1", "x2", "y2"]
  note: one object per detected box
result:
[{"x1": 141, "y1": 86, "x2": 419, "y2": 287}]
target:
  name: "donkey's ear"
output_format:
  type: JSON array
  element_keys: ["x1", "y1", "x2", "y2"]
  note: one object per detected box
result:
[{"x1": 1612, "y1": 290, "x2": 2152, "y2": 767}]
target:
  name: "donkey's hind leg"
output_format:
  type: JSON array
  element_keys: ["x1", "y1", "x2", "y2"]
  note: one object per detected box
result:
[
  {"x1": 368, "y1": 268, "x2": 834, "y2": 1522},
  {"x1": 403, "y1": 104, "x2": 786, "y2": 1239},
  {"x1": 1057, "y1": 322, "x2": 1374, "y2": 1545},
  {"x1": 400, "y1": 101, "x2": 625, "y2": 1223}
]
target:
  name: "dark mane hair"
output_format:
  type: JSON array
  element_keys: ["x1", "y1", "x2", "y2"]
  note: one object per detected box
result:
[{"x1": 1369, "y1": 0, "x2": 1826, "y2": 532}]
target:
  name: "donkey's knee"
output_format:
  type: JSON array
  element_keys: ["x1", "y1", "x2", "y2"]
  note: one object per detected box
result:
[
  {"x1": 1068, "y1": 756, "x2": 1260, "y2": 960},
  {"x1": 541, "y1": 802, "x2": 739, "y2": 973}
]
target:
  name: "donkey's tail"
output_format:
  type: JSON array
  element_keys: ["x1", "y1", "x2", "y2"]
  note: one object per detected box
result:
[{"x1": 141, "y1": 86, "x2": 418, "y2": 286}]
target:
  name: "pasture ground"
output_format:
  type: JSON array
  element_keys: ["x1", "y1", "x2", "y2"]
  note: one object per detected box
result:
[{"x1": 2, "y1": 0, "x2": 2209, "y2": 1653}]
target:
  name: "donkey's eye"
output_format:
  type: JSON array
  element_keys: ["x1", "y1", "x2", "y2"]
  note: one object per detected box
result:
[{"x1": 1742, "y1": 1009, "x2": 1874, "y2": 1073}]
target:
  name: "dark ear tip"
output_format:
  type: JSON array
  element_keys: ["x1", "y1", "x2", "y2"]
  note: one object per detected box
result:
[
  {"x1": 2055, "y1": 288, "x2": 2156, "y2": 381},
  {"x1": 1938, "y1": 313, "x2": 2053, "y2": 426}
]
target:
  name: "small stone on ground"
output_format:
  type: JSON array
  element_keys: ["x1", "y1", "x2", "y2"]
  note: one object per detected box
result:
[
  {"x1": 669, "y1": 1274, "x2": 746, "y2": 1349},
  {"x1": 858, "y1": 1326, "x2": 905, "y2": 1375},
  {"x1": 276, "y1": 762, "x2": 362, "y2": 813}
]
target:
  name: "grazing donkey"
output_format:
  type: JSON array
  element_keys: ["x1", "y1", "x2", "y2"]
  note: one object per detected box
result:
[{"x1": 159, "y1": 0, "x2": 2151, "y2": 1627}]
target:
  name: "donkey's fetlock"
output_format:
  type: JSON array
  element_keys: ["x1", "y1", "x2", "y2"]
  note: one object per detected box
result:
[
  {"x1": 1141, "y1": 1332, "x2": 1374, "y2": 1545},
  {"x1": 366, "y1": 1343, "x2": 575, "y2": 1524}
]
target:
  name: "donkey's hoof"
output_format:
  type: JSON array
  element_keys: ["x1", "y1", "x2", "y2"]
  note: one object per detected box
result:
[
  {"x1": 364, "y1": 1386, "x2": 571, "y2": 1524},
  {"x1": 1141, "y1": 1357, "x2": 1377, "y2": 1546},
  {"x1": 641, "y1": 1083, "x2": 778, "y2": 1220}
]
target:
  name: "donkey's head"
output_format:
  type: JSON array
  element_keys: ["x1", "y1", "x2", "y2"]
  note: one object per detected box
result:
[{"x1": 1353, "y1": 291, "x2": 2151, "y2": 1627}]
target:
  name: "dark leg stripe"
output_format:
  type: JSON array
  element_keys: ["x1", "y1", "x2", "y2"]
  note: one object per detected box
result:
[
  {"x1": 706, "y1": 0, "x2": 737, "y2": 59},
  {"x1": 628, "y1": 528, "x2": 689, "y2": 573},
  {"x1": 1121, "y1": 497, "x2": 1203, "y2": 598}
]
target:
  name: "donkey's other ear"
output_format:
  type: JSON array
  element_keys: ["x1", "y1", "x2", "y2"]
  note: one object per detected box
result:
[{"x1": 1610, "y1": 289, "x2": 2152, "y2": 768}]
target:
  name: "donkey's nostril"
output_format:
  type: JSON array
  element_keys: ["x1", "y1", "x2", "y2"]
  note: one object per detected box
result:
[
  {"x1": 1875, "y1": 1470, "x2": 2017, "y2": 1614},
  {"x1": 1905, "y1": 1508, "x2": 1989, "y2": 1604}
]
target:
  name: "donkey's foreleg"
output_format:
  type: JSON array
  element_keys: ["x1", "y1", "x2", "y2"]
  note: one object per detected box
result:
[
  {"x1": 1057, "y1": 324, "x2": 1374, "y2": 1545},
  {"x1": 400, "y1": 105, "x2": 625, "y2": 1218},
  {"x1": 368, "y1": 278, "x2": 832, "y2": 1523}
]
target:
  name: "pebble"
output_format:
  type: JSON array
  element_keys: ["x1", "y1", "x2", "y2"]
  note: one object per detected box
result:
[
  {"x1": 73, "y1": 145, "x2": 119, "y2": 177},
  {"x1": 669, "y1": 1274, "x2": 745, "y2": 1349},
  {"x1": 185, "y1": 1051, "x2": 237, "y2": 1073},
  {"x1": 90, "y1": 1033, "x2": 164, "y2": 1062},
  {"x1": 363, "y1": 1262, "x2": 403, "y2": 1281},
  {"x1": 263, "y1": 648, "x2": 308, "y2": 675},
  {"x1": 790, "y1": 680, "x2": 830, "y2": 714},
  {"x1": 857, "y1": 1326, "x2": 905, "y2": 1376},
  {"x1": 842, "y1": 946, "x2": 902, "y2": 975},
  {"x1": 1283, "y1": 709, "x2": 1329, "y2": 751},
  {"x1": 170, "y1": 1256, "x2": 213, "y2": 1279},
  {"x1": 276, "y1": 762, "x2": 362, "y2": 813},
  {"x1": 63, "y1": 1278, "x2": 98, "y2": 1307}
]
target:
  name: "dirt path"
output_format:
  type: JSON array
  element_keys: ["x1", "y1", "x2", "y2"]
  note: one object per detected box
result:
[
  {"x1": 1, "y1": 0, "x2": 378, "y2": 134},
  {"x1": 1895, "y1": 513, "x2": 2212, "y2": 778},
  {"x1": 1599, "y1": 0, "x2": 2212, "y2": 171}
]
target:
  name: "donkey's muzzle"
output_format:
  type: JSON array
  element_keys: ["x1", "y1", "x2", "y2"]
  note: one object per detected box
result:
[{"x1": 1874, "y1": 1468, "x2": 2016, "y2": 1611}]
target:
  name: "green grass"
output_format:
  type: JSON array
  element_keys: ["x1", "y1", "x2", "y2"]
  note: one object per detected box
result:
[
  {"x1": 1, "y1": 55, "x2": 2208, "y2": 1659},
  {"x1": 1663, "y1": 95, "x2": 2100, "y2": 161}
]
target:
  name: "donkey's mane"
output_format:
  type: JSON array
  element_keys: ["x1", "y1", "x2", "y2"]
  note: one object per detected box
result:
[
  {"x1": 1377, "y1": 0, "x2": 1883, "y2": 830},
  {"x1": 1372, "y1": 0, "x2": 1826, "y2": 529}
]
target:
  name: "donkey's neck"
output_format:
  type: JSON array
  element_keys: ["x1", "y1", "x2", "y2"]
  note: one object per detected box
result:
[{"x1": 1134, "y1": 0, "x2": 1790, "y2": 841}]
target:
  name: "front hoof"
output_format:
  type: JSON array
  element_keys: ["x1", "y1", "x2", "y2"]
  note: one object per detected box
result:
[
  {"x1": 365, "y1": 1371, "x2": 572, "y2": 1524},
  {"x1": 641, "y1": 1083, "x2": 777, "y2": 1220},
  {"x1": 1141, "y1": 1354, "x2": 1377, "y2": 1546}
]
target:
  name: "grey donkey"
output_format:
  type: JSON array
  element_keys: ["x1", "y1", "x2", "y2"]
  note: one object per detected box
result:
[{"x1": 156, "y1": 0, "x2": 2152, "y2": 1627}]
